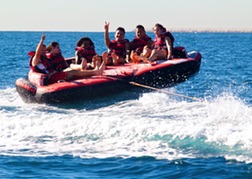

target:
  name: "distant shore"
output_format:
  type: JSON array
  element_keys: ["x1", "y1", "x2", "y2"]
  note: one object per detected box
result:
[
  {"x1": 146, "y1": 28, "x2": 252, "y2": 33},
  {"x1": 1, "y1": 28, "x2": 252, "y2": 33}
]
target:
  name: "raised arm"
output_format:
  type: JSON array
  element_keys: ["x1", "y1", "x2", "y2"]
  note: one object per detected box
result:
[
  {"x1": 104, "y1": 21, "x2": 111, "y2": 48},
  {"x1": 32, "y1": 33, "x2": 46, "y2": 66}
]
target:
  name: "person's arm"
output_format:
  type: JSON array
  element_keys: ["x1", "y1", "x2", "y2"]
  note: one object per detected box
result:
[
  {"x1": 125, "y1": 41, "x2": 130, "y2": 62},
  {"x1": 147, "y1": 38, "x2": 153, "y2": 49},
  {"x1": 32, "y1": 33, "x2": 45, "y2": 66},
  {"x1": 165, "y1": 36, "x2": 172, "y2": 59},
  {"x1": 74, "y1": 50, "x2": 79, "y2": 64},
  {"x1": 104, "y1": 22, "x2": 111, "y2": 48}
]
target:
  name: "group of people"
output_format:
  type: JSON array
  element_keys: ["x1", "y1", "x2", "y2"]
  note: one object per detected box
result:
[
  {"x1": 29, "y1": 33, "x2": 105, "y2": 85},
  {"x1": 101, "y1": 22, "x2": 175, "y2": 65},
  {"x1": 29, "y1": 22, "x2": 175, "y2": 84}
]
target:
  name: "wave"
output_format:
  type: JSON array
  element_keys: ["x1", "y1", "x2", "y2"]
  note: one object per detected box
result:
[{"x1": 0, "y1": 87, "x2": 252, "y2": 163}]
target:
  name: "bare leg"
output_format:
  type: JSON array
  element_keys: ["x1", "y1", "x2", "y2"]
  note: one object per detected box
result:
[
  {"x1": 69, "y1": 64, "x2": 81, "y2": 71},
  {"x1": 149, "y1": 50, "x2": 167, "y2": 62},
  {"x1": 148, "y1": 50, "x2": 159, "y2": 62},
  {"x1": 69, "y1": 57, "x2": 87, "y2": 70},
  {"x1": 141, "y1": 46, "x2": 152, "y2": 58},
  {"x1": 66, "y1": 66, "x2": 100, "y2": 80}
]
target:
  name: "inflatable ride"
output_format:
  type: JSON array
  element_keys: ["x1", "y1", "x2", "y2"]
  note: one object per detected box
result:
[{"x1": 15, "y1": 49, "x2": 201, "y2": 104}]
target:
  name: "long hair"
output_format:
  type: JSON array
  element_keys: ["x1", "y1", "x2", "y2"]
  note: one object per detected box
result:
[
  {"x1": 76, "y1": 37, "x2": 94, "y2": 47},
  {"x1": 154, "y1": 23, "x2": 166, "y2": 32},
  {"x1": 46, "y1": 42, "x2": 59, "y2": 52}
]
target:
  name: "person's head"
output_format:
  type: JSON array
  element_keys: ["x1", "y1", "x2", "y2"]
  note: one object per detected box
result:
[
  {"x1": 115, "y1": 27, "x2": 125, "y2": 41},
  {"x1": 76, "y1": 37, "x2": 94, "y2": 48},
  {"x1": 47, "y1": 42, "x2": 60, "y2": 55},
  {"x1": 135, "y1": 25, "x2": 146, "y2": 39},
  {"x1": 153, "y1": 23, "x2": 166, "y2": 37}
]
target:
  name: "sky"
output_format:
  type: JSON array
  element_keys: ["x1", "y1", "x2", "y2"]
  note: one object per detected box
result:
[{"x1": 0, "y1": 0, "x2": 251, "y2": 32}]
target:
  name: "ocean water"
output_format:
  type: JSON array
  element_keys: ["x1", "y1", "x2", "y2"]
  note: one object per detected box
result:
[{"x1": 0, "y1": 31, "x2": 252, "y2": 178}]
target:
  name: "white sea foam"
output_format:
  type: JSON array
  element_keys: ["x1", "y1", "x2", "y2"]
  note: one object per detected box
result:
[{"x1": 0, "y1": 88, "x2": 252, "y2": 163}]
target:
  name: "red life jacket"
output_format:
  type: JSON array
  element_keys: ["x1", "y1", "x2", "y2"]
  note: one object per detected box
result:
[
  {"x1": 130, "y1": 35, "x2": 152, "y2": 54},
  {"x1": 76, "y1": 46, "x2": 96, "y2": 64},
  {"x1": 39, "y1": 57, "x2": 54, "y2": 74},
  {"x1": 46, "y1": 53, "x2": 68, "y2": 72},
  {"x1": 28, "y1": 51, "x2": 54, "y2": 74},
  {"x1": 28, "y1": 51, "x2": 36, "y2": 71},
  {"x1": 108, "y1": 39, "x2": 129, "y2": 58},
  {"x1": 153, "y1": 31, "x2": 174, "y2": 51}
]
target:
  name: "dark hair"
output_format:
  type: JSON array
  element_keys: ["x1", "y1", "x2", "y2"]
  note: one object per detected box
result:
[
  {"x1": 116, "y1": 27, "x2": 125, "y2": 34},
  {"x1": 47, "y1": 42, "x2": 59, "y2": 52},
  {"x1": 76, "y1": 37, "x2": 94, "y2": 47},
  {"x1": 136, "y1": 25, "x2": 145, "y2": 32},
  {"x1": 154, "y1": 23, "x2": 164, "y2": 31}
]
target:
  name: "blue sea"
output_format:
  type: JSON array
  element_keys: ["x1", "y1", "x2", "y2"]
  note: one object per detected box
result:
[{"x1": 0, "y1": 31, "x2": 252, "y2": 178}]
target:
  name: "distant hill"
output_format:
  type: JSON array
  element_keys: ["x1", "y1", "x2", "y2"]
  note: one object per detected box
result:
[{"x1": 141, "y1": 28, "x2": 252, "y2": 33}]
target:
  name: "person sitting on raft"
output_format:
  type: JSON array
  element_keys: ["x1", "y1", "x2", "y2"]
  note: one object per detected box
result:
[
  {"x1": 74, "y1": 37, "x2": 101, "y2": 70},
  {"x1": 129, "y1": 25, "x2": 153, "y2": 63},
  {"x1": 102, "y1": 21, "x2": 130, "y2": 65}
]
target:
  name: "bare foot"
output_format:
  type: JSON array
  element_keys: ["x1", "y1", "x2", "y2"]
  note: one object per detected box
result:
[
  {"x1": 102, "y1": 51, "x2": 108, "y2": 65},
  {"x1": 92, "y1": 61, "x2": 100, "y2": 75},
  {"x1": 81, "y1": 58, "x2": 87, "y2": 70},
  {"x1": 92, "y1": 55, "x2": 101, "y2": 69},
  {"x1": 98, "y1": 60, "x2": 105, "y2": 75},
  {"x1": 131, "y1": 52, "x2": 138, "y2": 63},
  {"x1": 111, "y1": 53, "x2": 119, "y2": 65}
]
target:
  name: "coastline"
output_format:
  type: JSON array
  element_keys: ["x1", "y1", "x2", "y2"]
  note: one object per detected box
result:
[
  {"x1": 144, "y1": 28, "x2": 252, "y2": 33},
  {"x1": 0, "y1": 28, "x2": 252, "y2": 33},
  {"x1": 169, "y1": 28, "x2": 252, "y2": 33}
]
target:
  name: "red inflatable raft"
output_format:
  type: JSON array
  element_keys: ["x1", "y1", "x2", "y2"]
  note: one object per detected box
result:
[{"x1": 15, "y1": 50, "x2": 201, "y2": 104}]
